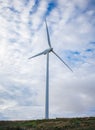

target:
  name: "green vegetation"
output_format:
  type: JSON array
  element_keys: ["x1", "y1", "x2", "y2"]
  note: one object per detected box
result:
[{"x1": 0, "y1": 117, "x2": 95, "y2": 130}]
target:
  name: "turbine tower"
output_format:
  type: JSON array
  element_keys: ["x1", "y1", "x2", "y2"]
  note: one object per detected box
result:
[{"x1": 29, "y1": 19, "x2": 73, "y2": 119}]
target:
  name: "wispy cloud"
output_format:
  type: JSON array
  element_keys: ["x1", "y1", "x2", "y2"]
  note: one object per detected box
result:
[{"x1": 0, "y1": 0, "x2": 95, "y2": 120}]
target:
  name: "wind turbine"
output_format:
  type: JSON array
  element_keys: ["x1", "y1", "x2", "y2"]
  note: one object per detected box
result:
[{"x1": 29, "y1": 19, "x2": 73, "y2": 119}]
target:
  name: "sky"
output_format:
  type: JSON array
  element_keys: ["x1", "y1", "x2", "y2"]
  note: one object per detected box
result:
[{"x1": 0, "y1": 0, "x2": 95, "y2": 120}]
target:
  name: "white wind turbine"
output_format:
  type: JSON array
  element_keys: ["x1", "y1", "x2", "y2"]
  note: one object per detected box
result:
[{"x1": 29, "y1": 19, "x2": 73, "y2": 119}]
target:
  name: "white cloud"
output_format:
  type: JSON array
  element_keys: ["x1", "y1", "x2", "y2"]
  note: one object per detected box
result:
[{"x1": 0, "y1": 0, "x2": 95, "y2": 120}]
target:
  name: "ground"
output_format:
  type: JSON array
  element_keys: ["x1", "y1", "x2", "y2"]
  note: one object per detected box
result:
[{"x1": 0, "y1": 117, "x2": 95, "y2": 130}]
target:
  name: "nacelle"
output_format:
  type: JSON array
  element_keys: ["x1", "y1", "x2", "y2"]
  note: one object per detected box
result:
[{"x1": 44, "y1": 48, "x2": 53, "y2": 55}]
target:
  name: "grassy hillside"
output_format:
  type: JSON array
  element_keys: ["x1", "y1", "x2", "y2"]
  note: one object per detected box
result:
[{"x1": 0, "y1": 117, "x2": 95, "y2": 130}]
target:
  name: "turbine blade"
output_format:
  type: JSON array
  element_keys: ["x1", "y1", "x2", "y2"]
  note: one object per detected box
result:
[
  {"x1": 45, "y1": 19, "x2": 52, "y2": 48},
  {"x1": 28, "y1": 51, "x2": 44, "y2": 59},
  {"x1": 52, "y1": 51, "x2": 73, "y2": 72}
]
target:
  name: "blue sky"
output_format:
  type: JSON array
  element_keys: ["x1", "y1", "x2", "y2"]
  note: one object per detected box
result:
[{"x1": 0, "y1": 0, "x2": 95, "y2": 120}]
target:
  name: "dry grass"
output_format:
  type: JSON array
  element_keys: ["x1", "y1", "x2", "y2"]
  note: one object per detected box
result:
[{"x1": 0, "y1": 117, "x2": 95, "y2": 130}]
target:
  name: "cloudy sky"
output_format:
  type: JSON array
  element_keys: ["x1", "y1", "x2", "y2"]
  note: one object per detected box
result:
[{"x1": 0, "y1": 0, "x2": 95, "y2": 120}]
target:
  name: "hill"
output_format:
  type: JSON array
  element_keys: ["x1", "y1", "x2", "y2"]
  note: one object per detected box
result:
[{"x1": 0, "y1": 117, "x2": 95, "y2": 130}]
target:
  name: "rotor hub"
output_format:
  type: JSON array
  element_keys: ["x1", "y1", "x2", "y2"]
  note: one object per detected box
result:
[{"x1": 44, "y1": 48, "x2": 53, "y2": 55}]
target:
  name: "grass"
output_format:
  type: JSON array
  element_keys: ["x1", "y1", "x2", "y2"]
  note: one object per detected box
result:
[{"x1": 0, "y1": 117, "x2": 95, "y2": 130}]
